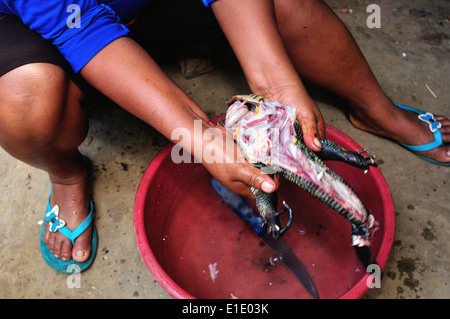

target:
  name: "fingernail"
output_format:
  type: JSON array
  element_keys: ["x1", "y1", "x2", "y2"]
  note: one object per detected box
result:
[
  {"x1": 261, "y1": 181, "x2": 274, "y2": 193},
  {"x1": 76, "y1": 249, "x2": 85, "y2": 257},
  {"x1": 314, "y1": 137, "x2": 322, "y2": 149}
]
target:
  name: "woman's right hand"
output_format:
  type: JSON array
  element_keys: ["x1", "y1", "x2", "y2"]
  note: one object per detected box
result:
[{"x1": 198, "y1": 125, "x2": 278, "y2": 199}]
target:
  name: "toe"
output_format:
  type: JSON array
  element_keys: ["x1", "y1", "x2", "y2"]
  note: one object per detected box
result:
[
  {"x1": 51, "y1": 236, "x2": 64, "y2": 259},
  {"x1": 72, "y1": 227, "x2": 92, "y2": 262},
  {"x1": 60, "y1": 240, "x2": 73, "y2": 261},
  {"x1": 437, "y1": 122, "x2": 450, "y2": 144},
  {"x1": 437, "y1": 146, "x2": 450, "y2": 162},
  {"x1": 46, "y1": 229, "x2": 74, "y2": 261},
  {"x1": 435, "y1": 115, "x2": 449, "y2": 123},
  {"x1": 417, "y1": 145, "x2": 450, "y2": 164},
  {"x1": 43, "y1": 225, "x2": 55, "y2": 253}
]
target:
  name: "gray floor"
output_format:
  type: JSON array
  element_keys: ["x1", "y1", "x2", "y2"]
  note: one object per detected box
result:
[{"x1": 0, "y1": 0, "x2": 448, "y2": 299}]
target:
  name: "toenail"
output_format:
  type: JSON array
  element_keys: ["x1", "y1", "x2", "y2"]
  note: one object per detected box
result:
[
  {"x1": 62, "y1": 257, "x2": 68, "y2": 261},
  {"x1": 76, "y1": 249, "x2": 85, "y2": 257}
]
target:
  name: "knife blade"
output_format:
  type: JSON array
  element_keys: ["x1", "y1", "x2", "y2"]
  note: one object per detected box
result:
[{"x1": 210, "y1": 178, "x2": 320, "y2": 299}]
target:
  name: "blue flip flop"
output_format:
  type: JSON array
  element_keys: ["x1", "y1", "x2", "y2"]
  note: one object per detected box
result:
[
  {"x1": 39, "y1": 189, "x2": 98, "y2": 274},
  {"x1": 394, "y1": 102, "x2": 449, "y2": 166}
]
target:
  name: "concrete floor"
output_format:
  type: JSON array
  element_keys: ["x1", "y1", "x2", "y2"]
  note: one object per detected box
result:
[{"x1": 0, "y1": 0, "x2": 448, "y2": 299}]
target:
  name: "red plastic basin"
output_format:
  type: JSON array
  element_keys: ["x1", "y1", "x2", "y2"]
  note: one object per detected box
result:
[{"x1": 134, "y1": 123, "x2": 395, "y2": 299}]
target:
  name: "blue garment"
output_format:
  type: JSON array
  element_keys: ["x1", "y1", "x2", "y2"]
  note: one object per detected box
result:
[
  {"x1": 0, "y1": 0, "x2": 150, "y2": 72},
  {"x1": 202, "y1": 0, "x2": 217, "y2": 7}
]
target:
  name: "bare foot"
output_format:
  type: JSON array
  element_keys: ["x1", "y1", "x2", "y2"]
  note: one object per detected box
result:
[
  {"x1": 42, "y1": 159, "x2": 93, "y2": 263},
  {"x1": 348, "y1": 101, "x2": 450, "y2": 164}
]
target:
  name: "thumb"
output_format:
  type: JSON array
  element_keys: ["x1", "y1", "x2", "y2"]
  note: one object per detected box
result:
[
  {"x1": 298, "y1": 112, "x2": 325, "y2": 152},
  {"x1": 240, "y1": 164, "x2": 277, "y2": 194}
]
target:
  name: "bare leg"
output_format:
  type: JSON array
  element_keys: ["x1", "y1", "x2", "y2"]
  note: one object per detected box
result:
[
  {"x1": 274, "y1": 0, "x2": 450, "y2": 163},
  {"x1": 0, "y1": 63, "x2": 93, "y2": 262}
]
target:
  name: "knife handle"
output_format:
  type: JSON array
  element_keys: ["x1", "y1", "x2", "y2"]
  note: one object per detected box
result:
[{"x1": 210, "y1": 178, "x2": 266, "y2": 236}]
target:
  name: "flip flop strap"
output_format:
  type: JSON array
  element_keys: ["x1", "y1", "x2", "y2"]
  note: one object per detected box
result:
[
  {"x1": 398, "y1": 131, "x2": 443, "y2": 152},
  {"x1": 46, "y1": 192, "x2": 94, "y2": 245},
  {"x1": 394, "y1": 102, "x2": 444, "y2": 152},
  {"x1": 58, "y1": 201, "x2": 94, "y2": 245},
  {"x1": 393, "y1": 102, "x2": 424, "y2": 114}
]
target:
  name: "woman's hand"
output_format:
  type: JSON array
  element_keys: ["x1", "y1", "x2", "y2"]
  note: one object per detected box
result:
[
  {"x1": 196, "y1": 125, "x2": 278, "y2": 199},
  {"x1": 264, "y1": 85, "x2": 326, "y2": 152},
  {"x1": 211, "y1": 0, "x2": 326, "y2": 151}
]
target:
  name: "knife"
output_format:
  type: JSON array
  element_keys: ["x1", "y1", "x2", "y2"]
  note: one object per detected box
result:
[{"x1": 210, "y1": 178, "x2": 320, "y2": 299}]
